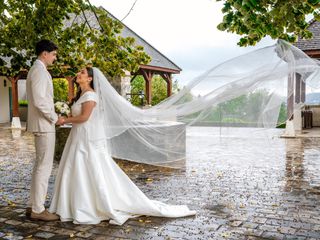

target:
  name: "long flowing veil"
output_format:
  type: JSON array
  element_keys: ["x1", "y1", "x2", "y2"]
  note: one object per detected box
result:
[{"x1": 92, "y1": 40, "x2": 320, "y2": 168}]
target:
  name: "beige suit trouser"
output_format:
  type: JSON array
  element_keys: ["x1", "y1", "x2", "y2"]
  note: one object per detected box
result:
[{"x1": 29, "y1": 132, "x2": 55, "y2": 213}]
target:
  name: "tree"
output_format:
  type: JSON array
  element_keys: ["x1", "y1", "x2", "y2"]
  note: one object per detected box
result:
[
  {"x1": 130, "y1": 76, "x2": 145, "y2": 106},
  {"x1": 199, "y1": 89, "x2": 286, "y2": 126},
  {"x1": 277, "y1": 102, "x2": 287, "y2": 126},
  {"x1": 217, "y1": 0, "x2": 320, "y2": 46},
  {"x1": 130, "y1": 75, "x2": 173, "y2": 106},
  {"x1": 53, "y1": 78, "x2": 69, "y2": 103},
  {"x1": 150, "y1": 76, "x2": 168, "y2": 105},
  {"x1": 0, "y1": 0, "x2": 150, "y2": 77}
]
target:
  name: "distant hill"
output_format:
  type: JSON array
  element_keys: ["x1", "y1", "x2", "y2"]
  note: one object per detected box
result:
[{"x1": 306, "y1": 92, "x2": 320, "y2": 104}]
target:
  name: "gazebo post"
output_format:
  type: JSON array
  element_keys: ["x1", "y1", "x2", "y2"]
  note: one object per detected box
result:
[
  {"x1": 160, "y1": 73, "x2": 172, "y2": 97},
  {"x1": 66, "y1": 76, "x2": 75, "y2": 103},
  {"x1": 141, "y1": 69, "x2": 153, "y2": 106},
  {"x1": 301, "y1": 79, "x2": 306, "y2": 103},
  {"x1": 9, "y1": 75, "x2": 21, "y2": 128},
  {"x1": 295, "y1": 73, "x2": 302, "y2": 104},
  {"x1": 166, "y1": 74, "x2": 172, "y2": 97},
  {"x1": 287, "y1": 74, "x2": 294, "y2": 120}
]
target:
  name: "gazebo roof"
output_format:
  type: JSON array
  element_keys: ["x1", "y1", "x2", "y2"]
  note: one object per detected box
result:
[
  {"x1": 67, "y1": 7, "x2": 181, "y2": 73},
  {"x1": 295, "y1": 20, "x2": 320, "y2": 51}
]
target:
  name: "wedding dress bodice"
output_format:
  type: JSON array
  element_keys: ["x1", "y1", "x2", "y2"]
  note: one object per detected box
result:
[
  {"x1": 70, "y1": 91, "x2": 105, "y2": 141},
  {"x1": 71, "y1": 91, "x2": 97, "y2": 117}
]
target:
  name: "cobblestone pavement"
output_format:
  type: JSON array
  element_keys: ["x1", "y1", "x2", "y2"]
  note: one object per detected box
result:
[{"x1": 1, "y1": 126, "x2": 320, "y2": 240}]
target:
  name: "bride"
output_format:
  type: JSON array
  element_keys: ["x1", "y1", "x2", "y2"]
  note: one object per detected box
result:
[{"x1": 49, "y1": 67, "x2": 196, "y2": 225}]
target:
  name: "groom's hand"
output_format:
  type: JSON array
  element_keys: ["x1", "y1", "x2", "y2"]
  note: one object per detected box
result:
[{"x1": 56, "y1": 117, "x2": 65, "y2": 125}]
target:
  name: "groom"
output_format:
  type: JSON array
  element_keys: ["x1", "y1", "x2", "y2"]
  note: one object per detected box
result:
[{"x1": 26, "y1": 39, "x2": 64, "y2": 221}]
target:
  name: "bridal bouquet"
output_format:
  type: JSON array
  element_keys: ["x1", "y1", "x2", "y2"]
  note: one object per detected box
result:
[{"x1": 54, "y1": 101, "x2": 70, "y2": 117}]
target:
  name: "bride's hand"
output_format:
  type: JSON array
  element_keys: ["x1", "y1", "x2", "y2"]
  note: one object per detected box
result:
[{"x1": 61, "y1": 116, "x2": 68, "y2": 125}]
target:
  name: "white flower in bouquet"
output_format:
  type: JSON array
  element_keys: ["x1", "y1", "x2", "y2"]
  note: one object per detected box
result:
[{"x1": 54, "y1": 101, "x2": 70, "y2": 117}]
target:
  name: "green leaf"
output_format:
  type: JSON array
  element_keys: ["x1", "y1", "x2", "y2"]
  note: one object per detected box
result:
[
  {"x1": 308, "y1": 0, "x2": 320, "y2": 6},
  {"x1": 216, "y1": 0, "x2": 316, "y2": 46},
  {"x1": 0, "y1": 0, "x2": 151, "y2": 78}
]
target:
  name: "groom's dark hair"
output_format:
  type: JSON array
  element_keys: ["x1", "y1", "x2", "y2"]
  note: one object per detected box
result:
[{"x1": 35, "y1": 39, "x2": 58, "y2": 56}]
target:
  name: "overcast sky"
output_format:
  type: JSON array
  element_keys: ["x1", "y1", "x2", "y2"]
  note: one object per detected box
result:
[{"x1": 90, "y1": 0, "x2": 275, "y2": 85}]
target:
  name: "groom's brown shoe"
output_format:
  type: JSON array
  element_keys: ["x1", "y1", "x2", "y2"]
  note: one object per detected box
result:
[{"x1": 30, "y1": 209, "x2": 59, "y2": 221}]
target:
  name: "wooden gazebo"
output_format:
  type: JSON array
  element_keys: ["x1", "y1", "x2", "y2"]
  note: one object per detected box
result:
[{"x1": 73, "y1": 7, "x2": 182, "y2": 105}]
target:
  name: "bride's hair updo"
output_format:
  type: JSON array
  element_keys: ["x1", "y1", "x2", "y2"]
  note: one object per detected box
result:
[{"x1": 70, "y1": 67, "x2": 94, "y2": 106}]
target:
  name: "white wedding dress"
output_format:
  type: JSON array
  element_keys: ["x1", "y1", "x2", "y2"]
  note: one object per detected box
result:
[{"x1": 49, "y1": 91, "x2": 196, "y2": 225}]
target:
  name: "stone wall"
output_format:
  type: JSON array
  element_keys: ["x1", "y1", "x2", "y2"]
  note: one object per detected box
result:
[{"x1": 108, "y1": 70, "x2": 131, "y2": 98}]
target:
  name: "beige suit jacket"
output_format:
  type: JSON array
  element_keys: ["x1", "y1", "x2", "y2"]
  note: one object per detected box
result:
[{"x1": 26, "y1": 60, "x2": 58, "y2": 133}]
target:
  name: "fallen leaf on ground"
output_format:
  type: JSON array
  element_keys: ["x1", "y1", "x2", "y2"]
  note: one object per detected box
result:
[
  {"x1": 146, "y1": 178, "x2": 153, "y2": 182},
  {"x1": 221, "y1": 232, "x2": 230, "y2": 238},
  {"x1": 239, "y1": 203, "x2": 245, "y2": 208},
  {"x1": 217, "y1": 172, "x2": 223, "y2": 178}
]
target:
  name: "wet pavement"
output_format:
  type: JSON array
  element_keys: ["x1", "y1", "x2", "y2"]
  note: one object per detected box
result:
[{"x1": 0, "y1": 126, "x2": 320, "y2": 239}]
